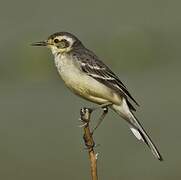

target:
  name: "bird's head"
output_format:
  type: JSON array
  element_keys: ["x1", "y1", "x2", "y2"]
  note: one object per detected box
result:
[{"x1": 32, "y1": 32, "x2": 83, "y2": 55}]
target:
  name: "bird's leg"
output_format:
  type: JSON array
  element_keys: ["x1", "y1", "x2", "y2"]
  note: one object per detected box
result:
[
  {"x1": 92, "y1": 107, "x2": 108, "y2": 134},
  {"x1": 89, "y1": 102, "x2": 112, "y2": 134},
  {"x1": 79, "y1": 102, "x2": 112, "y2": 132}
]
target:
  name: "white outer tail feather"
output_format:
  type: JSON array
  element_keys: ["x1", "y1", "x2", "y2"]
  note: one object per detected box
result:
[
  {"x1": 130, "y1": 126, "x2": 143, "y2": 141},
  {"x1": 111, "y1": 98, "x2": 163, "y2": 161}
]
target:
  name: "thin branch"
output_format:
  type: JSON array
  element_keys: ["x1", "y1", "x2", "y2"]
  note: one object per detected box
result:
[{"x1": 80, "y1": 108, "x2": 98, "y2": 180}]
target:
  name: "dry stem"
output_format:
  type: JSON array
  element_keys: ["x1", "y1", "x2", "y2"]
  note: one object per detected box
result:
[{"x1": 80, "y1": 108, "x2": 98, "y2": 180}]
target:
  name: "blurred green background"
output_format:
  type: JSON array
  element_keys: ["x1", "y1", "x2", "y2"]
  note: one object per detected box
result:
[{"x1": 0, "y1": 0, "x2": 180, "y2": 179}]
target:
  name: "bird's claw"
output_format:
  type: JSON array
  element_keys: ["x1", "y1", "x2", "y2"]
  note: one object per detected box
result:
[{"x1": 78, "y1": 122, "x2": 88, "y2": 128}]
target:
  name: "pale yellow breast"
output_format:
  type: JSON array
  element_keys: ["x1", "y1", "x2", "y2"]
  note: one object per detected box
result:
[{"x1": 54, "y1": 54, "x2": 122, "y2": 105}]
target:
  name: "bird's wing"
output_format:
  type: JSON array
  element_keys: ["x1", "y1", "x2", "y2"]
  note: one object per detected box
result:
[{"x1": 75, "y1": 49, "x2": 139, "y2": 108}]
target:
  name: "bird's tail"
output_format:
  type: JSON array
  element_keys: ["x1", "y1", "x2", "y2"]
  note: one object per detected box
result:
[{"x1": 111, "y1": 99, "x2": 163, "y2": 161}]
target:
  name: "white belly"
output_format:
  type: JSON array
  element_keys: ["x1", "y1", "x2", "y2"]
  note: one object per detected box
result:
[{"x1": 54, "y1": 54, "x2": 121, "y2": 105}]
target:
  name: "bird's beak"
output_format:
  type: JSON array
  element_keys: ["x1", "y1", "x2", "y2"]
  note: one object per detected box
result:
[{"x1": 31, "y1": 41, "x2": 48, "y2": 46}]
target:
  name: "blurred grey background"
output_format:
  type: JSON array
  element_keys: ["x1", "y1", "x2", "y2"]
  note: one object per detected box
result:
[{"x1": 0, "y1": 0, "x2": 180, "y2": 179}]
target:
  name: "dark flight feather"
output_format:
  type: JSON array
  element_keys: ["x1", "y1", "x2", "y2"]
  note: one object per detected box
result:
[{"x1": 73, "y1": 48, "x2": 139, "y2": 110}]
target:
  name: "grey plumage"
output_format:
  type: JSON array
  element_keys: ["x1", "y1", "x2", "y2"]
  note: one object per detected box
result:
[{"x1": 72, "y1": 48, "x2": 139, "y2": 109}]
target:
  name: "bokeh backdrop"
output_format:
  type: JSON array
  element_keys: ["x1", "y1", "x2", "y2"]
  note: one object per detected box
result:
[{"x1": 0, "y1": 0, "x2": 180, "y2": 179}]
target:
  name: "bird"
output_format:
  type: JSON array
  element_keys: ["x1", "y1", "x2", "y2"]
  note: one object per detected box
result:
[{"x1": 32, "y1": 31, "x2": 163, "y2": 161}]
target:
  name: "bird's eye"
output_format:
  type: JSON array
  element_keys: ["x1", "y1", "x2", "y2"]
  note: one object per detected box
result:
[{"x1": 54, "y1": 38, "x2": 59, "y2": 43}]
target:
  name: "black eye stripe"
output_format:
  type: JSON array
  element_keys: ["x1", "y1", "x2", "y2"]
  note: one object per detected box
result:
[
  {"x1": 60, "y1": 39, "x2": 69, "y2": 46},
  {"x1": 54, "y1": 39, "x2": 70, "y2": 48}
]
